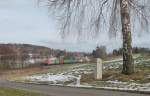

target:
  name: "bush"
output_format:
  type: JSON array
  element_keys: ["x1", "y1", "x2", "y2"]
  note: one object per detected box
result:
[{"x1": 92, "y1": 46, "x2": 107, "y2": 59}]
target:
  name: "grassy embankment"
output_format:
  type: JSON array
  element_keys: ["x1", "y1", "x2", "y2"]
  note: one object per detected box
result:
[
  {"x1": 0, "y1": 87, "x2": 47, "y2": 96},
  {"x1": 81, "y1": 55, "x2": 150, "y2": 84}
]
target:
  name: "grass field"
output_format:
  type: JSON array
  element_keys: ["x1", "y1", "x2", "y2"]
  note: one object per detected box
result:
[
  {"x1": 0, "y1": 87, "x2": 47, "y2": 96},
  {"x1": 5, "y1": 54, "x2": 150, "y2": 92}
]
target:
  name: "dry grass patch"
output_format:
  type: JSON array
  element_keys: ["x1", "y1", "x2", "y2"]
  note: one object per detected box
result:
[
  {"x1": 81, "y1": 68, "x2": 150, "y2": 83},
  {"x1": 0, "y1": 66, "x2": 49, "y2": 80}
]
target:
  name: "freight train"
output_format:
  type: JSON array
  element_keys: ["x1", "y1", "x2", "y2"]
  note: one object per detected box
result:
[{"x1": 42, "y1": 57, "x2": 83, "y2": 65}]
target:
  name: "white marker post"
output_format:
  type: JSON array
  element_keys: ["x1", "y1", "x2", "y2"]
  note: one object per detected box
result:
[
  {"x1": 76, "y1": 75, "x2": 81, "y2": 86},
  {"x1": 95, "y1": 58, "x2": 103, "y2": 80}
]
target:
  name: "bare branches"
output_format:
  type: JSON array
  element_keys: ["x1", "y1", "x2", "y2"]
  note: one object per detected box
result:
[
  {"x1": 129, "y1": 0, "x2": 150, "y2": 33},
  {"x1": 40, "y1": 0, "x2": 150, "y2": 39},
  {"x1": 109, "y1": 0, "x2": 121, "y2": 37},
  {"x1": 41, "y1": 0, "x2": 111, "y2": 39}
]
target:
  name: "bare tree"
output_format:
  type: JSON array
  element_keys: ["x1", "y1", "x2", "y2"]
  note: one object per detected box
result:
[{"x1": 40, "y1": 0, "x2": 150, "y2": 75}]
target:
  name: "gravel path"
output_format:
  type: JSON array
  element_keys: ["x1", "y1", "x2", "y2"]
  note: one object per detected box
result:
[{"x1": 0, "y1": 80, "x2": 149, "y2": 96}]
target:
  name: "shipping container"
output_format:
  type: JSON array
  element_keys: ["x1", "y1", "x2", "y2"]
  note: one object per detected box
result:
[{"x1": 54, "y1": 59, "x2": 59, "y2": 64}]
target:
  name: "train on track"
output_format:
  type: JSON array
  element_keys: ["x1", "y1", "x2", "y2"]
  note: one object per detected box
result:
[{"x1": 42, "y1": 57, "x2": 84, "y2": 65}]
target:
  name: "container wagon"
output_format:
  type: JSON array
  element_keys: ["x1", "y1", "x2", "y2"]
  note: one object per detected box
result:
[{"x1": 42, "y1": 58, "x2": 81, "y2": 65}]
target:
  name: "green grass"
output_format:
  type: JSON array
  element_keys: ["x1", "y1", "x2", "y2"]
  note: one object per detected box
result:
[{"x1": 0, "y1": 87, "x2": 47, "y2": 96}]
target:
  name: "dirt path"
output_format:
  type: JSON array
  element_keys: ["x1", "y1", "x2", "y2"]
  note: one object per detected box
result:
[{"x1": 0, "y1": 80, "x2": 149, "y2": 96}]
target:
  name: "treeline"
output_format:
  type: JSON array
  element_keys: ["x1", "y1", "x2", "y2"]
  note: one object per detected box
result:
[
  {"x1": 0, "y1": 44, "x2": 86, "y2": 69},
  {"x1": 0, "y1": 44, "x2": 51, "y2": 56},
  {"x1": 112, "y1": 47, "x2": 150, "y2": 56},
  {"x1": 0, "y1": 44, "x2": 48, "y2": 69},
  {"x1": 0, "y1": 44, "x2": 86, "y2": 57},
  {"x1": 92, "y1": 46, "x2": 107, "y2": 59},
  {"x1": 91, "y1": 46, "x2": 150, "y2": 59}
]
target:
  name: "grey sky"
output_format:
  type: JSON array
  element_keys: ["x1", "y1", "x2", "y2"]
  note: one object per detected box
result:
[
  {"x1": 0, "y1": 0, "x2": 150, "y2": 53},
  {"x1": 0, "y1": 0, "x2": 59, "y2": 42}
]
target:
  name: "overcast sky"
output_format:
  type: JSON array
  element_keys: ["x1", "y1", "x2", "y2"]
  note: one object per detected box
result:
[{"x1": 0, "y1": 0, "x2": 150, "y2": 53}]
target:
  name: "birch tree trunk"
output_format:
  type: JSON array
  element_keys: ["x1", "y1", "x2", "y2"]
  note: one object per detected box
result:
[{"x1": 120, "y1": 0, "x2": 134, "y2": 75}]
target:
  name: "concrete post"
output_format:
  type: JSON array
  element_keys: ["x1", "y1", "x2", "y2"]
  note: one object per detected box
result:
[
  {"x1": 76, "y1": 75, "x2": 81, "y2": 86},
  {"x1": 95, "y1": 58, "x2": 103, "y2": 80}
]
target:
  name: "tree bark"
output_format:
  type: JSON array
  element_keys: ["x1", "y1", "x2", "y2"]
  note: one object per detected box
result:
[{"x1": 120, "y1": 0, "x2": 134, "y2": 75}]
